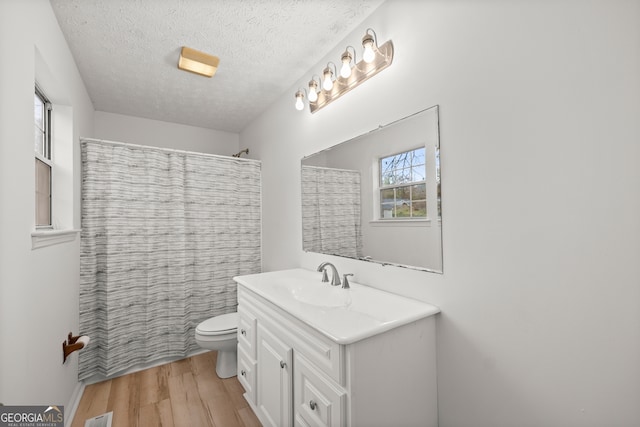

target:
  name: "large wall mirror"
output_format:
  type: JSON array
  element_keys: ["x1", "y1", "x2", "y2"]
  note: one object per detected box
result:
[{"x1": 301, "y1": 105, "x2": 442, "y2": 273}]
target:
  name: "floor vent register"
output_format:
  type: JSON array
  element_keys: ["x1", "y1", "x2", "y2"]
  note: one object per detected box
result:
[{"x1": 84, "y1": 411, "x2": 113, "y2": 427}]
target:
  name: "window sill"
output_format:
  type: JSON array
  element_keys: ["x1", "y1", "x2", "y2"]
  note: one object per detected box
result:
[
  {"x1": 31, "y1": 229, "x2": 80, "y2": 250},
  {"x1": 369, "y1": 219, "x2": 432, "y2": 227}
]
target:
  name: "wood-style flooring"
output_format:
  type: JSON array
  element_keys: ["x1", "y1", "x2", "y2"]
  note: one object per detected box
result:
[{"x1": 71, "y1": 351, "x2": 261, "y2": 427}]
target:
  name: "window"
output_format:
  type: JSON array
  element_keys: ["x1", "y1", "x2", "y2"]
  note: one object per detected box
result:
[
  {"x1": 379, "y1": 147, "x2": 427, "y2": 219},
  {"x1": 34, "y1": 86, "x2": 52, "y2": 228}
]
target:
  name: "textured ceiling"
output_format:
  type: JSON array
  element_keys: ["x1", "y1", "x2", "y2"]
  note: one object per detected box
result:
[{"x1": 49, "y1": 0, "x2": 385, "y2": 133}]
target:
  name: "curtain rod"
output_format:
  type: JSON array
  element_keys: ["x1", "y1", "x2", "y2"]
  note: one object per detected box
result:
[{"x1": 80, "y1": 137, "x2": 260, "y2": 164}]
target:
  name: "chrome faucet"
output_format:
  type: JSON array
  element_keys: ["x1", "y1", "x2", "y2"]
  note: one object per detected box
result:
[
  {"x1": 342, "y1": 273, "x2": 354, "y2": 289},
  {"x1": 317, "y1": 262, "x2": 341, "y2": 286}
]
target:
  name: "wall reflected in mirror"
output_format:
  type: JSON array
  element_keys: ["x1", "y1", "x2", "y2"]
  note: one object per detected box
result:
[{"x1": 301, "y1": 105, "x2": 442, "y2": 273}]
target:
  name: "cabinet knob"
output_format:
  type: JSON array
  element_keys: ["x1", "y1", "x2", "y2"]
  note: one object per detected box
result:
[
  {"x1": 309, "y1": 400, "x2": 317, "y2": 411},
  {"x1": 241, "y1": 329, "x2": 246, "y2": 335},
  {"x1": 280, "y1": 360, "x2": 286, "y2": 369},
  {"x1": 241, "y1": 370, "x2": 246, "y2": 376}
]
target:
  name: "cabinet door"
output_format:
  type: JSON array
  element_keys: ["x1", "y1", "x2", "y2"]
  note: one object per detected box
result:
[
  {"x1": 294, "y1": 353, "x2": 346, "y2": 427},
  {"x1": 258, "y1": 324, "x2": 293, "y2": 427}
]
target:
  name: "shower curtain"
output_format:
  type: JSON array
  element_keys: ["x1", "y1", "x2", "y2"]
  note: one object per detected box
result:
[
  {"x1": 78, "y1": 138, "x2": 261, "y2": 380},
  {"x1": 301, "y1": 165, "x2": 362, "y2": 258}
]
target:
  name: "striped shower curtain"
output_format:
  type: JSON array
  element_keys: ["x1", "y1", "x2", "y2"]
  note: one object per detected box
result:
[
  {"x1": 78, "y1": 138, "x2": 261, "y2": 380},
  {"x1": 301, "y1": 165, "x2": 362, "y2": 258}
]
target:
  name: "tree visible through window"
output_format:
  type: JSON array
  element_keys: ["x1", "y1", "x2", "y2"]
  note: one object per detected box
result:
[
  {"x1": 379, "y1": 147, "x2": 427, "y2": 219},
  {"x1": 35, "y1": 86, "x2": 52, "y2": 227}
]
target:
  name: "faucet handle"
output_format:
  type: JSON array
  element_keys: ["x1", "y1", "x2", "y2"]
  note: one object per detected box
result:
[
  {"x1": 342, "y1": 273, "x2": 354, "y2": 289},
  {"x1": 320, "y1": 268, "x2": 329, "y2": 283}
]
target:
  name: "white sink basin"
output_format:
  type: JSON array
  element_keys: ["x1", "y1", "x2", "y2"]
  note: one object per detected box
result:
[
  {"x1": 280, "y1": 281, "x2": 352, "y2": 308},
  {"x1": 234, "y1": 268, "x2": 440, "y2": 344}
]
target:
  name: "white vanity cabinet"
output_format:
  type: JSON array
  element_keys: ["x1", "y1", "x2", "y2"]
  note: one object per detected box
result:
[{"x1": 236, "y1": 276, "x2": 439, "y2": 427}]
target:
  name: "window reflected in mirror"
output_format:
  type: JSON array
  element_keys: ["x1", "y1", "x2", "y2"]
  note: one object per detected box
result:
[{"x1": 379, "y1": 147, "x2": 427, "y2": 219}]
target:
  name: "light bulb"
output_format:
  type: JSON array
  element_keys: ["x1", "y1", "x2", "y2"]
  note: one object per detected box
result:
[
  {"x1": 362, "y1": 41, "x2": 375, "y2": 63},
  {"x1": 308, "y1": 81, "x2": 318, "y2": 102},
  {"x1": 294, "y1": 91, "x2": 304, "y2": 111},
  {"x1": 362, "y1": 33, "x2": 376, "y2": 63},
  {"x1": 340, "y1": 51, "x2": 352, "y2": 78},
  {"x1": 340, "y1": 61, "x2": 351, "y2": 78},
  {"x1": 322, "y1": 68, "x2": 333, "y2": 91}
]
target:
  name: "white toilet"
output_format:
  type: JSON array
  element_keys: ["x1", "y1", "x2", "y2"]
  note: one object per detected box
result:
[{"x1": 195, "y1": 312, "x2": 238, "y2": 379}]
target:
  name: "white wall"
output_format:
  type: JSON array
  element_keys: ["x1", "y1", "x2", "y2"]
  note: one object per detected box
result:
[
  {"x1": 241, "y1": 1, "x2": 640, "y2": 426},
  {"x1": 94, "y1": 111, "x2": 240, "y2": 155},
  {"x1": 0, "y1": 0, "x2": 94, "y2": 411}
]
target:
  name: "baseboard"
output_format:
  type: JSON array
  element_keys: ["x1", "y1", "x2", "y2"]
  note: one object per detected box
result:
[{"x1": 65, "y1": 381, "x2": 86, "y2": 427}]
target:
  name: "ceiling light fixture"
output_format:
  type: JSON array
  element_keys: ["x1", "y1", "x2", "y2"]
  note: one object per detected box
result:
[
  {"x1": 178, "y1": 46, "x2": 220, "y2": 78},
  {"x1": 294, "y1": 28, "x2": 394, "y2": 113}
]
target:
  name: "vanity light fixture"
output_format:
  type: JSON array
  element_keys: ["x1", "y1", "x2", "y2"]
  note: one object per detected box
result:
[
  {"x1": 294, "y1": 28, "x2": 394, "y2": 113},
  {"x1": 178, "y1": 46, "x2": 220, "y2": 78}
]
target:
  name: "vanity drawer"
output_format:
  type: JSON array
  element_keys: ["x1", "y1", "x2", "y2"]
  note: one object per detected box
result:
[
  {"x1": 238, "y1": 347, "x2": 257, "y2": 405},
  {"x1": 290, "y1": 322, "x2": 343, "y2": 386},
  {"x1": 294, "y1": 353, "x2": 346, "y2": 427},
  {"x1": 238, "y1": 301, "x2": 258, "y2": 359}
]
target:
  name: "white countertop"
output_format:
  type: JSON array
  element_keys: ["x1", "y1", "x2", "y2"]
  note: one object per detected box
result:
[{"x1": 233, "y1": 268, "x2": 440, "y2": 344}]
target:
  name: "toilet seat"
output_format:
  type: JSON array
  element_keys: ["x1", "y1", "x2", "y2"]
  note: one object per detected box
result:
[{"x1": 196, "y1": 312, "x2": 238, "y2": 336}]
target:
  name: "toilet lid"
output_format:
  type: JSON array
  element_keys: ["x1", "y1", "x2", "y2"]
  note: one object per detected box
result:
[{"x1": 196, "y1": 312, "x2": 238, "y2": 336}]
